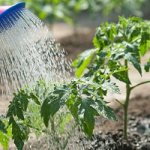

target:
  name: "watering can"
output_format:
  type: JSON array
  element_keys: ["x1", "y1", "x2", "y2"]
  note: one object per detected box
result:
[
  {"x1": 0, "y1": 2, "x2": 25, "y2": 15},
  {"x1": 0, "y1": 2, "x2": 25, "y2": 28}
]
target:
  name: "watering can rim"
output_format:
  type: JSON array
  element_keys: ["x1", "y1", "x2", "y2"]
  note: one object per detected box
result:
[{"x1": 0, "y1": 2, "x2": 25, "y2": 18}]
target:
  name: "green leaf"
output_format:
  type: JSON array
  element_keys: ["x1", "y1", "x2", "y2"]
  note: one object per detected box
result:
[
  {"x1": 0, "y1": 118, "x2": 6, "y2": 133},
  {"x1": 58, "y1": 113, "x2": 72, "y2": 134},
  {"x1": 7, "y1": 90, "x2": 30, "y2": 121},
  {"x1": 92, "y1": 99, "x2": 117, "y2": 121},
  {"x1": 108, "y1": 60, "x2": 130, "y2": 84},
  {"x1": 66, "y1": 95, "x2": 80, "y2": 122},
  {"x1": 30, "y1": 93, "x2": 41, "y2": 105},
  {"x1": 0, "y1": 131, "x2": 9, "y2": 150},
  {"x1": 41, "y1": 95, "x2": 61, "y2": 127},
  {"x1": 78, "y1": 98, "x2": 96, "y2": 136},
  {"x1": 0, "y1": 117, "x2": 12, "y2": 150},
  {"x1": 144, "y1": 59, "x2": 150, "y2": 72},
  {"x1": 124, "y1": 43, "x2": 141, "y2": 75},
  {"x1": 72, "y1": 49, "x2": 97, "y2": 78},
  {"x1": 140, "y1": 32, "x2": 150, "y2": 56},
  {"x1": 102, "y1": 81, "x2": 120, "y2": 94},
  {"x1": 125, "y1": 52, "x2": 142, "y2": 75},
  {"x1": 11, "y1": 118, "x2": 29, "y2": 150},
  {"x1": 113, "y1": 71, "x2": 130, "y2": 84}
]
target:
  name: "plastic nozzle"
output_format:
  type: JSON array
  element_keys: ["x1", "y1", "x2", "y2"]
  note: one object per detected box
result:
[
  {"x1": 0, "y1": 2, "x2": 25, "y2": 30},
  {"x1": 0, "y1": 2, "x2": 25, "y2": 17}
]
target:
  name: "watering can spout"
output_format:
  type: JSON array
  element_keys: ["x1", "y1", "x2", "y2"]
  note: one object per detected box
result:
[
  {"x1": 0, "y1": 2, "x2": 25, "y2": 30},
  {"x1": 0, "y1": 2, "x2": 25, "y2": 16}
]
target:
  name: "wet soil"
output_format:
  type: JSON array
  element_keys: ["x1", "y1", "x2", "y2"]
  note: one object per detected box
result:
[{"x1": 76, "y1": 95, "x2": 150, "y2": 150}]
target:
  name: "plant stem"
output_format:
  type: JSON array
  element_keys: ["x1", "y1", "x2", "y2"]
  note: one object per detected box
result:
[
  {"x1": 123, "y1": 82, "x2": 131, "y2": 140},
  {"x1": 115, "y1": 99, "x2": 124, "y2": 106},
  {"x1": 50, "y1": 116, "x2": 55, "y2": 134},
  {"x1": 123, "y1": 60, "x2": 131, "y2": 140},
  {"x1": 131, "y1": 80, "x2": 150, "y2": 90},
  {"x1": 123, "y1": 67, "x2": 150, "y2": 139}
]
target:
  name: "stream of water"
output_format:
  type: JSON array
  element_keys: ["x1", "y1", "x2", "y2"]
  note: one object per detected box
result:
[{"x1": 0, "y1": 8, "x2": 72, "y2": 99}]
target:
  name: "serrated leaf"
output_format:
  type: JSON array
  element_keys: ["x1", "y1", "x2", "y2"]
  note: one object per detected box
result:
[
  {"x1": 102, "y1": 81, "x2": 120, "y2": 94},
  {"x1": 30, "y1": 93, "x2": 41, "y2": 105},
  {"x1": 7, "y1": 99, "x2": 24, "y2": 120},
  {"x1": 11, "y1": 119, "x2": 29, "y2": 150},
  {"x1": 78, "y1": 98, "x2": 96, "y2": 136},
  {"x1": 140, "y1": 32, "x2": 150, "y2": 56},
  {"x1": 66, "y1": 95, "x2": 80, "y2": 122},
  {"x1": 72, "y1": 49, "x2": 96, "y2": 78},
  {"x1": 41, "y1": 85, "x2": 70, "y2": 127},
  {"x1": 144, "y1": 59, "x2": 150, "y2": 72},
  {"x1": 16, "y1": 107, "x2": 24, "y2": 120},
  {"x1": 41, "y1": 95, "x2": 61, "y2": 127},
  {"x1": 92, "y1": 99, "x2": 117, "y2": 121},
  {"x1": 108, "y1": 60, "x2": 130, "y2": 84},
  {"x1": 14, "y1": 138, "x2": 24, "y2": 150},
  {"x1": 113, "y1": 71, "x2": 130, "y2": 84},
  {"x1": 0, "y1": 118, "x2": 6, "y2": 133},
  {"x1": 103, "y1": 105, "x2": 117, "y2": 120},
  {"x1": 125, "y1": 52, "x2": 142, "y2": 75},
  {"x1": 106, "y1": 24, "x2": 117, "y2": 41},
  {"x1": 124, "y1": 42, "x2": 142, "y2": 75},
  {"x1": 7, "y1": 90, "x2": 30, "y2": 121}
]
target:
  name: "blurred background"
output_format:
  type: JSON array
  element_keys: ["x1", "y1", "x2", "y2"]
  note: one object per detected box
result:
[{"x1": 1, "y1": 0, "x2": 150, "y2": 59}]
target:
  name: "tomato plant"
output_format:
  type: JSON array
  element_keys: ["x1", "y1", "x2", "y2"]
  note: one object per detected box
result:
[
  {"x1": 73, "y1": 16, "x2": 150, "y2": 139},
  {"x1": 4, "y1": 77, "x2": 117, "y2": 149},
  {"x1": 4, "y1": 81, "x2": 76, "y2": 149}
]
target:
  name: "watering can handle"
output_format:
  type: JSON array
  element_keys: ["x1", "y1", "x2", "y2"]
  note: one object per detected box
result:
[{"x1": 0, "y1": 6, "x2": 10, "y2": 14}]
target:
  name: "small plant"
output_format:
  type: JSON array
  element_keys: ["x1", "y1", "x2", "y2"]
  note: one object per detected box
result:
[
  {"x1": 5, "y1": 80, "x2": 76, "y2": 149},
  {"x1": 41, "y1": 78, "x2": 117, "y2": 137},
  {"x1": 73, "y1": 16, "x2": 150, "y2": 139},
  {"x1": 4, "y1": 77, "x2": 118, "y2": 149}
]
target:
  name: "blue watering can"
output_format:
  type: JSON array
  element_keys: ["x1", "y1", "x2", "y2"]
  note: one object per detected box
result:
[{"x1": 0, "y1": 2, "x2": 25, "y2": 29}]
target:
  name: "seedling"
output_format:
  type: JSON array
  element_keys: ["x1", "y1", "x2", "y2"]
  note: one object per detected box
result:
[
  {"x1": 5, "y1": 81, "x2": 76, "y2": 149},
  {"x1": 73, "y1": 17, "x2": 150, "y2": 139}
]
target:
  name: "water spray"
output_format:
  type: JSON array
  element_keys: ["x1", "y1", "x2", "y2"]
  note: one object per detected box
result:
[
  {"x1": 0, "y1": 2, "x2": 71, "y2": 99},
  {"x1": 0, "y1": 3, "x2": 25, "y2": 29}
]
